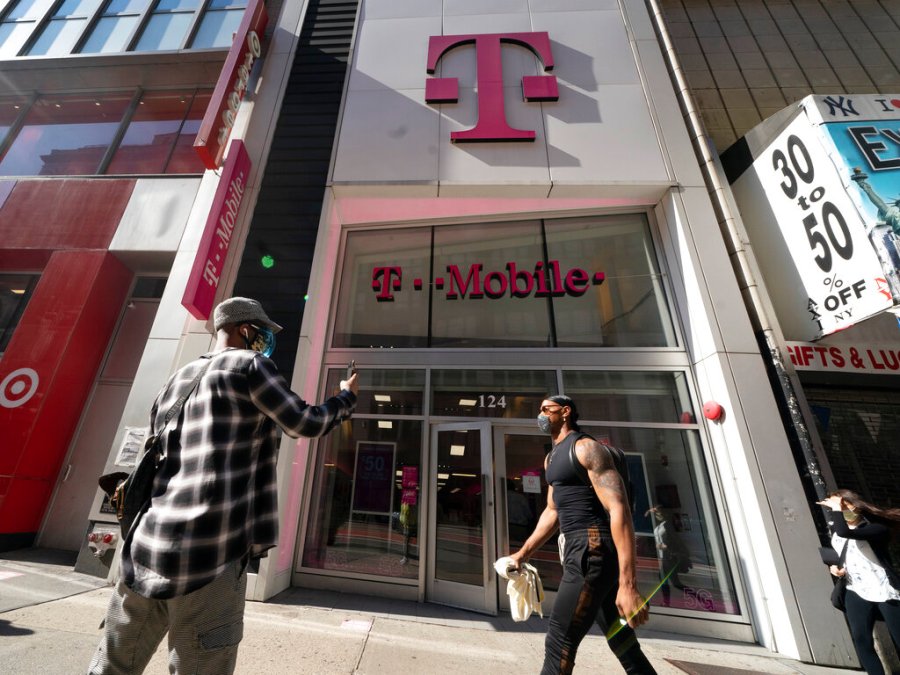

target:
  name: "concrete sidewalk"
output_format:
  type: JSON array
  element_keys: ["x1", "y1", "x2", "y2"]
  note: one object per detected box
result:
[{"x1": 0, "y1": 549, "x2": 859, "y2": 675}]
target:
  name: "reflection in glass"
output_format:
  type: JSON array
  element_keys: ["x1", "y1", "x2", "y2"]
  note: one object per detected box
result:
[
  {"x1": 26, "y1": 0, "x2": 100, "y2": 56},
  {"x1": 164, "y1": 90, "x2": 210, "y2": 173},
  {"x1": 302, "y1": 419, "x2": 421, "y2": 580},
  {"x1": 0, "y1": 274, "x2": 39, "y2": 354},
  {"x1": 80, "y1": 15, "x2": 139, "y2": 52},
  {"x1": 431, "y1": 369, "x2": 557, "y2": 419},
  {"x1": 502, "y1": 433, "x2": 560, "y2": 591},
  {"x1": 0, "y1": 94, "x2": 131, "y2": 176},
  {"x1": 546, "y1": 215, "x2": 675, "y2": 347},
  {"x1": 191, "y1": 1, "x2": 244, "y2": 48},
  {"x1": 0, "y1": 22, "x2": 33, "y2": 56},
  {"x1": 134, "y1": 12, "x2": 192, "y2": 50},
  {"x1": 333, "y1": 227, "x2": 431, "y2": 348},
  {"x1": 0, "y1": 97, "x2": 28, "y2": 144},
  {"x1": 0, "y1": 0, "x2": 56, "y2": 56},
  {"x1": 324, "y1": 368, "x2": 425, "y2": 416},
  {"x1": 434, "y1": 428, "x2": 483, "y2": 585},
  {"x1": 106, "y1": 89, "x2": 208, "y2": 175},
  {"x1": 580, "y1": 424, "x2": 740, "y2": 614},
  {"x1": 431, "y1": 220, "x2": 550, "y2": 347},
  {"x1": 563, "y1": 370, "x2": 696, "y2": 424},
  {"x1": 334, "y1": 214, "x2": 675, "y2": 350}
]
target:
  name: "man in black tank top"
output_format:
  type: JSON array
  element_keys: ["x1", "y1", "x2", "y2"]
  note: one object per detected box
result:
[{"x1": 509, "y1": 395, "x2": 656, "y2": 674}]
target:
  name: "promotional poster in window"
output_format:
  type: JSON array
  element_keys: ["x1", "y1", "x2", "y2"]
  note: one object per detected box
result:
[{"x1": 727, "y1": 94, "x2": 900, "y2": 341}]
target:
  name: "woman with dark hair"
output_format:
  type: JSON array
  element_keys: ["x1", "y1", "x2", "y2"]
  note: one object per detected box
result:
[{"x1": 817, "y1": 490, "x2": 900, "y2": 674}]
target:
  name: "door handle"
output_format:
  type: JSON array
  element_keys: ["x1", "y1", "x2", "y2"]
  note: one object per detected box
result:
[{"x1": 483, "y1": 474, "x2": 493, "y2": 507}]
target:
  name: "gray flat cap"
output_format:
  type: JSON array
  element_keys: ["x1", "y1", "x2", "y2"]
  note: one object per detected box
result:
[{"x1": 213, "y1": 297, "x2": 283, "y2": 332}]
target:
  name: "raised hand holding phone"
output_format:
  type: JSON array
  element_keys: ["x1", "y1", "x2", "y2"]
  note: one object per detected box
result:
[{"x1": 340, "y1": 360, "x2": 359, "y2": 395}]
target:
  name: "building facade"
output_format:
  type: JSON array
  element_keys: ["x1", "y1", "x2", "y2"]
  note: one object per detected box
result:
[{"x1": 1, "y1": 0, "x2": 898, "y2": 669}]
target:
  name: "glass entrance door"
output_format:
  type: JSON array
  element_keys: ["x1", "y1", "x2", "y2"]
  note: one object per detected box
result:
[
  {"x1": 426, "y1": 422, "x2": 496, "y2": 613},
  {"x1": 493, "y1": 427, "x2": 563, "y2": 613}
]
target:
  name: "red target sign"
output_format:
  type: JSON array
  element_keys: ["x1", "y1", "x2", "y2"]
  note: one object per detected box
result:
[{"x1": 0, "y1": 368, "x2": 39, "y2": 408}]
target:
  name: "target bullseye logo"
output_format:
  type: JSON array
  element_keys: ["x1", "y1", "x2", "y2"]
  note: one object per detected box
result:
[{"x1": 0, "y1": 368, "x2": 39, "y2": 408}]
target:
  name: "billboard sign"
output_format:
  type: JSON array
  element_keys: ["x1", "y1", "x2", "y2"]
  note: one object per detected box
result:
[{"x1": 727, "y1": 94, "x2": 899, "y2": 340}]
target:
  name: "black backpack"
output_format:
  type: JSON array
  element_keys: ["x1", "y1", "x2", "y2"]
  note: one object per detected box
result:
[{"x1": 567, "y1": 432, "x2": 636, "y2": 513}]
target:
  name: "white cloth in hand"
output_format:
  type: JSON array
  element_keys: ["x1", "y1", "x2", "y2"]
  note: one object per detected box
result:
[{"x1": 494, "y1": 556, "x2": 544, "y2": 622}]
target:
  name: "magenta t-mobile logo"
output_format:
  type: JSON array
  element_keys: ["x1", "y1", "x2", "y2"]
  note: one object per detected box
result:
[{"x1": 425, "y1": 31, "x2": 558, "y2": 142}]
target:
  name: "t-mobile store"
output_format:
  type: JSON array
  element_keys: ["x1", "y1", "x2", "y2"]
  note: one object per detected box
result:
[
  {"x1": 267, "y1": 1, "x2": 847, "y2": 660},
  {"x1": 298, "y1": 214, "x2": 740, "y2": 624}
]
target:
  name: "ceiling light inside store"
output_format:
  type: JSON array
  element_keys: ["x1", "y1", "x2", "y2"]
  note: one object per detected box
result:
[
  {"x1": 11, "y1": 289, "x2": 25, "y2": 294},
  {"x1": 454, "y1": 473, "x2": 477, "y2": 478},
  {"x1": 377, "y1": 421, "x2": 393, "y2": 429},
  {"x1": 450, "y1": 445, "x2": 465, "y2": 456},
  {"x1": 374, "y1": 394, "x2": 391, "y2": 402},
  {"x1": 459, "y1": 398, "x2": 477, "y2": 406},
  {"x1": 438, "y1": 473, "x2": 449, "y2": 480}
]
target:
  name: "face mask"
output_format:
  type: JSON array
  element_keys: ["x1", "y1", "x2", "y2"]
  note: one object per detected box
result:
[
  {"x1": 842, "y1": 509, "x2": 860, "y2": 523},
  {"x1": 537, "y1": 414, "x2": 553, "y2": 434},
  {"x1": 244, "y1": 325, "x2": 276, "y2": 358}
]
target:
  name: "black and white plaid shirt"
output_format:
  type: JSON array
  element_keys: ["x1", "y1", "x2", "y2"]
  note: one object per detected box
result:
[{"x1": 121, "y1": 348, "x2": 356, "y2": 599}]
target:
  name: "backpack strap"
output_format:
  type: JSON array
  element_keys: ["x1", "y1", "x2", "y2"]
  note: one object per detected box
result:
[
  {"x1": 568, "y1": 434, "x2": 635, "y2": 511},
  {"x1": 566, "y1": 432, "x2": 592, "y2": 487}
]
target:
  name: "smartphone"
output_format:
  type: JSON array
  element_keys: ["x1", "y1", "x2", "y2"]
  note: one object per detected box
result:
[{"x1": 346, "y1": 360, "x2": 357, "y2": 378}]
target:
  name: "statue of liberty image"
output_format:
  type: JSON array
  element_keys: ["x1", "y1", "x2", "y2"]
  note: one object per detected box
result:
[{"x1": 850, "y1": 167, "x2": 900, "y2": 295}]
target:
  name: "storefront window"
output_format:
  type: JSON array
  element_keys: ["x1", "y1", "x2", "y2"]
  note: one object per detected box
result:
[
  {"x1": 332, "y1": 214, "x2": 676, "y2": 349},
  {"x1": 106, "y1": 89, "x2": 210, "y2": 175},
  {"x1": 333, "y1": 227, "x2": 431, "y2": 348},
  {"x1": 431, "y1": 369, "x2": 557, "y2": 419},
  {"x1": 432, "y1": 220, "x2": 550, "y2": 347},
  {"x1": 303, "y1": 417, "x2": 423, "y2": 580},
  {"x1": 0, "y1": 96, "x2": 28, "y2": 144},
  {"x1": 562, "y1": 370, "x2": 695, "y2": 424},
  {"x1": 303, "y1": 368, "x2": 425, "y2": 579},
  {"x1": 0, "y1": 274, "x2": 39, "y2": 355},
  {"x1": 0, "y1": 89, "x2": 207, "y2": 176},
  {"x1": 0, "y1": 93, "x2": 131, "y2": 175},
  {"x1": 323, "y1": 367, "x2": 425, "y2": 416},
  {"x1": 546, "y1": 215, "x2": 675, "y2": 347}
]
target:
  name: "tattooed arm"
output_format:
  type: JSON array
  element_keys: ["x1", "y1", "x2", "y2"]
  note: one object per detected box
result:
[{"x1": 577, "y1": 437, "x2": 649, "y2": 628}]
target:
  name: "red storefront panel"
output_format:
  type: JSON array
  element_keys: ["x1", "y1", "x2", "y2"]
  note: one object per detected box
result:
[{"x1": 0, "y1": 178, "x2": 136, "y2": 545}]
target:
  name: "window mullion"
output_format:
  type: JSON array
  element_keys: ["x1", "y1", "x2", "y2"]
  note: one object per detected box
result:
[
  {"x1": 97, "y1": 88, "x2": 142, "y2": 175},
  {"x1": 72, "y1": 0, "x2": 109, "y2": 52},
  {"x1": 0, "y1": 91, "x2": 37, "y2": 159},
  {"x1": 19, "y1": 0, "x2": 63, "y2": 55},
  {"x1": 125, "y1": 0, "x2": 156, "y2": 51},
  {"x1": 182, "y1": 0, "x2": 210, "y2": 49}
]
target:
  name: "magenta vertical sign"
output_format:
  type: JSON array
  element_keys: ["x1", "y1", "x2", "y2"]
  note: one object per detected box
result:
[{"x1": 182, "y1": 140, "x2": 251, "y2": 320}]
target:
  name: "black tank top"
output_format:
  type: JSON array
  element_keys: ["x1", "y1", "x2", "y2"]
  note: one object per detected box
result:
[{"x1": 545, "y1": 431, "x2": 609, "y2": 535}]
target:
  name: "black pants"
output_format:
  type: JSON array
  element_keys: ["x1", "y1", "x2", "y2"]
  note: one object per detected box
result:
[
  {"x1": 542, "y1": 528, "x2": 656, "y2": 675},
  {"x1": 844, "y1": 589, "x2": 900, "y2": 675}
]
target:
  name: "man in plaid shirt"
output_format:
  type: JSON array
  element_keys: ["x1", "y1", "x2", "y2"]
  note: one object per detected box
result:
[{"x1": 90, "y1": 297, "x2": 358, "y2": 674}]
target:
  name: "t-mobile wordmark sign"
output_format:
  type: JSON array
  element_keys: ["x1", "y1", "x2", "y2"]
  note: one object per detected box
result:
[
  {"x1": 372, "y1": 261, "x2": 604, "y2": 302},
  {"x1": 425, "y1": 31, "x2": 558, "y2": 142}
]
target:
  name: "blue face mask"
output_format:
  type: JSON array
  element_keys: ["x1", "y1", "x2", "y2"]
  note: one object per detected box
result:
[
  {"x1": 537, "y1": 414, "x2": 553, "y2": 434},
  {"x1": 245, "y1": 325, "x2": 276, "y2": 358}
]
